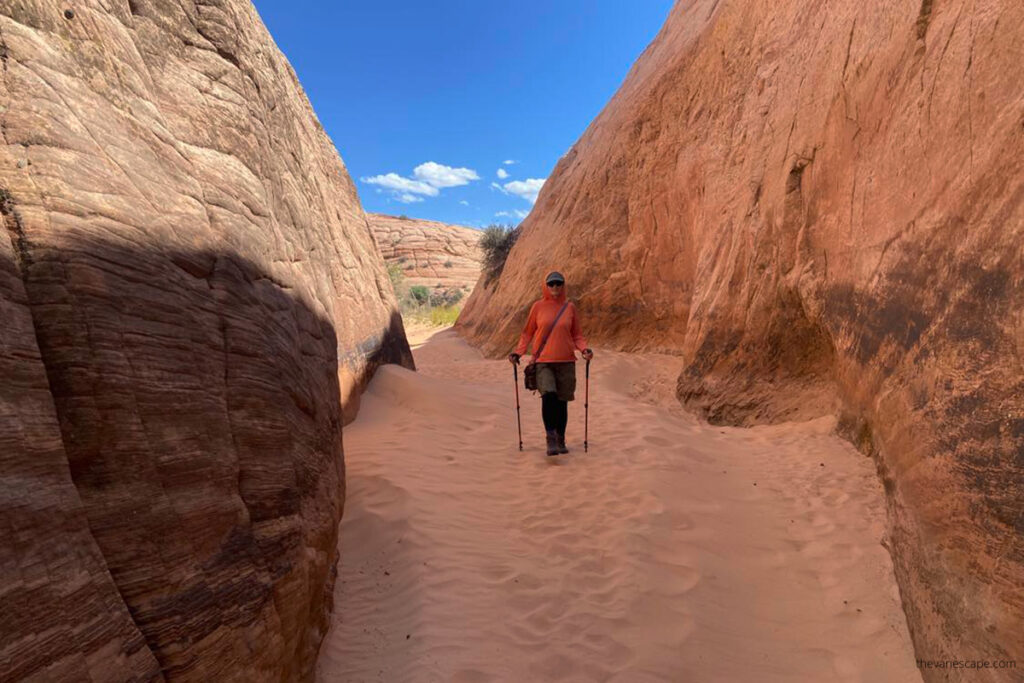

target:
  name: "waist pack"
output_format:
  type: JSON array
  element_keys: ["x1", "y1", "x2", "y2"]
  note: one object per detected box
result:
[
  {"x1": 523, "y1": 362, "x2": 539, "y2": 392},
  {"x1": 524, "y1": 301, "x2": 569, "y2": 392}
]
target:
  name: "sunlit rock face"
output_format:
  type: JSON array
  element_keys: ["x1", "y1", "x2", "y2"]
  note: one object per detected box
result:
[
  {"x1": 457, "y1": 0, "x2": 1024, "y2": 675},
  {"x1": 368, "y1": 213, "x2": 482, "y2": 297},
  {"x1": 0, "y1": 0, "x2": 411, "y2": 680}
]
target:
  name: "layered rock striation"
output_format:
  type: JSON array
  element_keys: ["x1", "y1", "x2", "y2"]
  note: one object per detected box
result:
[
  {"x1": 368, "y1": 213, "x2": 482, "y2": 295},
  {"x1": 1, "y1": 0, "x2": 411, "y2": 680},
  {"x1": 457, "y1": 0, "x2": 1024, "y2": 676}
]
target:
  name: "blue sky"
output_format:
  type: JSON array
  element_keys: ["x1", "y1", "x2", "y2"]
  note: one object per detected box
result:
[{"x1": 253, "y1": 1, "x2": 674, "y2": 228}]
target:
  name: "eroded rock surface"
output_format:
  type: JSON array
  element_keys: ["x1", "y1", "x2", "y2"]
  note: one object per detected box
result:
[
  {"x1": 457, "y1": 0, "x2": 1024, "y2": 676},
  {"x1": 1, "y1": 0, "x2": 410, "y2": 680},
  {"x1": 0, "y1": 233, "x2": 163, "y2": 682},
  {"x1": 368, "y1": 213, "x2": 482, "y2": 296}
]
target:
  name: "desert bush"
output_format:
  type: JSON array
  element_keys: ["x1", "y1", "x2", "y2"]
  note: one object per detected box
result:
[
  {"x1": 387, "y1": 262, "x2": 404, "y2": 288},
  {"x1": 387, "y1": 264, "x2": 408, "y2": 303},
  {"x1": 443, "y1": 260, "x2": 453, "y2": 268},
  {"x1": 479, "y1": 223, "x2": 520, "y2": 285},
  {"x1": 399, "y1": 288, "x2": 466, "y2": 327},
  {"x1": 409, "y1": 285, "x2": 430, "y2": 306},
  {"x1": 428, "y1": 306, "x2": 460, "y2": 326},
  {"x1": 423, "y1": 287, "x2": 464, "y2": 308}
]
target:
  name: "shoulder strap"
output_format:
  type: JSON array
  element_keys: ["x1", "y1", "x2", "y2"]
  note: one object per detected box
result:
[{"x1": 533, "y1": 301, "x2": 570, "y2": 361}]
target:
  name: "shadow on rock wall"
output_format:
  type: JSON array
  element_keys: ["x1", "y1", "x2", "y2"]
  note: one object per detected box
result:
[{"x1": 0, "y1": 235, "x2": 407, "y2": 680}]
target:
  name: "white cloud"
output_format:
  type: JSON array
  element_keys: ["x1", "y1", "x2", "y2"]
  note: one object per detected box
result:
[
  {"x1": 490, "y1": 182, "x2": 503, "y2": 191},
  {"x1": 496, "y1": 168, "x2": 509, "y2": 179},
  {"x1": 495, "y1": 209, "x2": 529, "y2": 219},
  {"x1": 361, "y1": 172, "x2": 438, "y2": 197},
  {"x1": 459, "y1": 200, "x2": 469, "y2": 206},
  {"x1": 497, "y1": 178, "x2": 546, "y2": 204},
  {"x1": 413, "y1": 161, "x2": 479, "y2": 188},
  {"x1": 503, "y1": 159, "x2": 516, "y2": 165},
  {"x1": 361, "y1": 161, "x2": 479, "y2": 203}
]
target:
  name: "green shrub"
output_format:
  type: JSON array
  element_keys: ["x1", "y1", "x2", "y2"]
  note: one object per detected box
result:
[
  {"x1": 479, "y1": 223, "x2": 520, "y2": 285},
  {"x1": 428, "y1": 306, "x2": 460, "y2": 326},
  {"x1": 409, "y1": 285, "x2": 430, "y2": 305},
  {"x1": 386, "y1": 263, "x2": 404, "y2": 289}
]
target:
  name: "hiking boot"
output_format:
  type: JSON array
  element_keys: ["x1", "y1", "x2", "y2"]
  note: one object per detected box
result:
[
  {"x1": 556, "y1": 430, "x2": 569, "y2": 454},
  {"x1": 545, "y1": 429, "x2": 559, "y2": 456}
]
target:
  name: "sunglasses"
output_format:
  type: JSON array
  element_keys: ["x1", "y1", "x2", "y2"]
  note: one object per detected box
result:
[{"x1": 546, "y1": 281, "x2": 564, "y2": 287}]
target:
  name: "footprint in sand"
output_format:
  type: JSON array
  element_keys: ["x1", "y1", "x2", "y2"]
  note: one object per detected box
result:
[
  {"x1": 452, "y1": 669, "x2": 492, "y2": 683},
  {"x1": 643, "y1": 434, "x2": 674, "y2": 447}
]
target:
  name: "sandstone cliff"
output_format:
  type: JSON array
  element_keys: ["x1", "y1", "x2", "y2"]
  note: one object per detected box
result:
[
  {"x1": 368, "y1": 213, "x2": 482, "y2": 296},
  {"x1": 0, "y1": 0, "x2": 411, "y2": 680},
  {"x1": 457, "y1": 0, "x2": 1024, "y2": 676}
]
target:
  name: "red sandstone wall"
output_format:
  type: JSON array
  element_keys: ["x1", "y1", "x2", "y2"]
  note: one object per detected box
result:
[{"x1": 457, "y1": 1, "x2": 1024, "y2": 676}]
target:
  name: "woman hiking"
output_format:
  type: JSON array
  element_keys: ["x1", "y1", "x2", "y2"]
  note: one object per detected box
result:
[{"x1": 508, "y1": 271, "x2": 594, "y2": 456}]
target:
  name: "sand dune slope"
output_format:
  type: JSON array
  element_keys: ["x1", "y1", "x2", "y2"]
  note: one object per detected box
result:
[{"x1": 316, "y1": 327, "x2": 920, "y2": 682}]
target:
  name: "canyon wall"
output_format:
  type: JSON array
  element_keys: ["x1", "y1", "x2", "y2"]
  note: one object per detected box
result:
[
  {"x1": 457, "y1": 0, "x2": 1023, "y2": 676},
  {"x1": 368, "y1": 212, "x2": 482, "y2": 297},
  {"x1": 1, "y1": 0, "x2": 411, "y2": 680}
]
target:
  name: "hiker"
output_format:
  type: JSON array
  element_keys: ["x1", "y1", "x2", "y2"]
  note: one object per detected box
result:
[{"x1": 508, "y1": 271, "x2": 594, "y2": 456}]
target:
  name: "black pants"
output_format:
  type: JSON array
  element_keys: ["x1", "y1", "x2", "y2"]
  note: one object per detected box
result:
[{"x1": 541, "y1": 393, "x2": 568, "y2": 434}]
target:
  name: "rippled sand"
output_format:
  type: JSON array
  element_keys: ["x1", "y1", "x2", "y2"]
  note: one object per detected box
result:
[{"x1": 316, "y1": 326, "x2": 920, "y2": 682}]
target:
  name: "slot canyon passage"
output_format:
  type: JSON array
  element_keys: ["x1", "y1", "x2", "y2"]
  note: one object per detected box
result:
[
  {"x1": 314, "y1": 324, "x2": 921, "y2": 682},
  {"x1": 2, "y1": 0, "x2": 1023, "y2": 682}
]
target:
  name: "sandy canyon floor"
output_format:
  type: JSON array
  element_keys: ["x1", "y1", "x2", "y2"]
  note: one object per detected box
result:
[{"x1": 316, "y1": 325, "x2": 921, "y2": 682}]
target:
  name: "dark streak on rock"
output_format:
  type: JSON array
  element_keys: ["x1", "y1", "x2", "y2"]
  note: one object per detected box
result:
[
  {"x1": 678, "y1": 287, "x2": 837, "y2": 425},
  {"x1": 916, "y1": 0, "x2": 935, "y2": 41}
]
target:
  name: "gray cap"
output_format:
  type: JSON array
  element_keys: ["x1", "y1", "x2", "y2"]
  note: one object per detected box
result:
[{"x1": 545, "y1": 270, "x2": 565, "y2": 284}]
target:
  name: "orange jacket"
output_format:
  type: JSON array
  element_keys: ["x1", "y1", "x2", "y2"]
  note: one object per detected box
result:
[{"x1": 514, "y1": 281, "x2": 588, "y2": 362}]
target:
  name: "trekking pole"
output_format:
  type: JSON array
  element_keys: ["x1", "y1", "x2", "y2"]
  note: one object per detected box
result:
[
  {"x1": 513, "y1": 363, "x2": 523, "y2": 451},
  {"x1": 584, "y1": 358, "x2": 590, "y2": 453}
]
